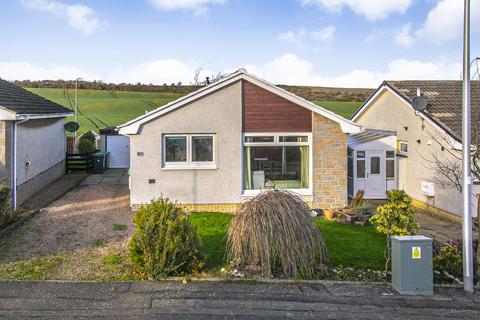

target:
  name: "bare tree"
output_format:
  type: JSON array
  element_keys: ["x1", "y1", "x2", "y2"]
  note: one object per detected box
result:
[
  {"x1": 420, "y1": 112, "x2": 480, "y2": 281},
  {"x1": 192, "y1": 67, "x2": 227, "y2": 86}
]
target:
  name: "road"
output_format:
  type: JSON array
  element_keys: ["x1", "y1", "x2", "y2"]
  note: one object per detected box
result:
[{"x1": 0, "y1": 280, "x2": 479, "y2": 319}]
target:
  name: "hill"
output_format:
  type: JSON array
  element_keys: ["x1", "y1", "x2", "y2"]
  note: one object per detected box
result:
[{"x1": 27, "y1": 87, "x2": 364, "y2": 134}]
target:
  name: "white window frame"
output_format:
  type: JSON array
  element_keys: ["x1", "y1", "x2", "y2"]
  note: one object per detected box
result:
[
  {"x1": 399, "y1": 140, "x2": 408, "y2": 156},
  {"x1": 163, "y1": 134, "x2": 216, "y2": 170},
  {"x1": 242, "y1": 132, "x2": 312, "y2": 196}
]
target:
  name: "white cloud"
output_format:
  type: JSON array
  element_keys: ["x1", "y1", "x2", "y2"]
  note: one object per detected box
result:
[
  {"x1": 299, "y1": 0, "x2": 412, "y2": 21},
  {"x1": 311, "y1": 26, "x2": 335, "y2": 42},
  {"x1": 244, "y1": 54, "x2": 461, "y2": 87},
  {"x1": 277, "y1": 29, "x2": 307, "y2": 46},
  {"x1": 0, "y1": 55, "x2": 462, "y2": 88},
  {"x1": 20, "y1": 0, "x2": 107, "y2": 35},
  {"x1": 148, "y1": 0, "x2": 225, "y2": 14},
  {"x1": 277, "y1": 26, "x2": 334, "y2": 48},
  {"x1": 0, "y1": 61, "x2": 99, "y2": 81},
  {"x1": 416, "y1": 0, "x2": 480, "y2": 44},
  {"x1": 107, "y1": 59, "x2": 212, "y2": 84},
  {"x1": 394, "y1": 23, "x2": 414, "y2": 47}
]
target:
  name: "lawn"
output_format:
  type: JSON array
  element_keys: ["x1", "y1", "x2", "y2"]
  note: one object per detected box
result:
[
  {"x1": 27, "y1": 88, "x2": 184, "y2": 134},
  {"x1": 188, "y1": 212, "x2": 385, "y2": 272},
  {"x1": 0, "y1": 212, "x2": 385, "y2": 280},
  {"x1": 313, "y1": 100, "x2": 363, "y2": 119},
  {"x1": 28, "y1": 88, "x2": 364, "y2": 134}
]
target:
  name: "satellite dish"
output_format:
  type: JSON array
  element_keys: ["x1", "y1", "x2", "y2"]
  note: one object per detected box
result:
[
  {"x1": 412, "y1": 96, "x2": 428, "y2": 111},
  {"x1": 64, "y1": 121, "x2": 80, "y2": 133}
]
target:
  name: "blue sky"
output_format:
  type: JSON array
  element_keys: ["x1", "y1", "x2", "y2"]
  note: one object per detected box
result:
[{"x1": 0, "y1": 0, "x2": 478, "y2": 87}]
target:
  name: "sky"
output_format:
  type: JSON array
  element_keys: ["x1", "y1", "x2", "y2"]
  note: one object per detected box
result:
[{"x1": 0, "y1": 0, "x2": 479, "y2": 88}]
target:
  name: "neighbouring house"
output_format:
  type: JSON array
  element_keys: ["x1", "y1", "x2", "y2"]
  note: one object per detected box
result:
[
  {"x1": 0, "y1": 79, "x2": 73, "y2": 208},
  {"x1": 118, "y1": 69, "x2": 361, "y2": 212},
  {"x1": 352, "y1": 80, "x2": 480, "y2": 220}
]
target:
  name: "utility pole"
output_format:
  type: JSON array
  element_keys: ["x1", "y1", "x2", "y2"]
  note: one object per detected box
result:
[
  {"x1": 74, "y1": 78, "x2": 83, "y2": 139},
  {"x1": 461, "y1": 0, "x2": 474, "y2": 293}
]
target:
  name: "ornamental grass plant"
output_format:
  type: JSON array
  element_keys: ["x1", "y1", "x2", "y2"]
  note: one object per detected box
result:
[{"x1": 227, "y1": 190, "x2": 329, "y2": 278}]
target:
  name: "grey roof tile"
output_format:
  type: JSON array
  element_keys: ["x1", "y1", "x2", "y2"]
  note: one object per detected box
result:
[
  {"x1": 385, "y1": 80, "x2": 480, "y2": 142},
  {"x1": 0, "y1": 78, "x2": 72, "y2": 115}
]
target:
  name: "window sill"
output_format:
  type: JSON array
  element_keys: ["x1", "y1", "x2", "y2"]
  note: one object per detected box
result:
[
  {"x1": 162, "y1": 164, "x2": 217, "y2": 171},
  {"x1": 242, "y1": 189, "x2": 313, "y2": 197}
]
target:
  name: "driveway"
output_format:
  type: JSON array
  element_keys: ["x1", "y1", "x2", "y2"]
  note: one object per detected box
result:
[
  {"x1": 0, "y1": 170, "x2": 133, "y2": 279},
  {"x1": 0, "y1": 280, "x2": 479, "y2": 319}
]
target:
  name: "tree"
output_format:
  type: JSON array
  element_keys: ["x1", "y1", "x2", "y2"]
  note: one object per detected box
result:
[
  {"x1": 370, "y1": 190, "x2": 419, "y2": 276},
  {"x1": 420, "y1": 110, "x2": 480, "y2": 282}
]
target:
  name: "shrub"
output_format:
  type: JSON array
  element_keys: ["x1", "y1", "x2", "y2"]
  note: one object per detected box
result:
[
  {"x1": 77, "y1": 138, "x2": 96, "y2": 154},
  {"x1": 227, "y1": 190, "x2": 329, "y2": 278},
  {"x1": 434, "y1": 244, "x2": 462, "y2": 278},
  {"x1": 129, "y1": 197, "x2": 203, "y2": 280},
  {"x1": 369, "y1": 190, "x2": 419, "y2": 275},
  {"x1": 0, "y1": 185, "x2": 22, "y2": 230}
]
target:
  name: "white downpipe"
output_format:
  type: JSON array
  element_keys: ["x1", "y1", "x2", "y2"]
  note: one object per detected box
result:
[{"x1": 12, "y1": 117, "x2": 28, "y2": 210}]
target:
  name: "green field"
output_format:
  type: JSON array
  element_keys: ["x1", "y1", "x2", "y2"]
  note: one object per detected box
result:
[
  {"x1": 27, "y1": 88, "x2": 363, "y2": 134},
  {"x1": 27, "y1": 88, "x2": 184, "y2": 134},
  {"x1": 313, "y1": 100, "x2": 363, "y2": 119}
]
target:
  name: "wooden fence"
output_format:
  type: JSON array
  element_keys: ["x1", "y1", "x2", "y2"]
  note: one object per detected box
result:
[{"x1": 66, "y1": 151, "x2": 97, "y2": 173}]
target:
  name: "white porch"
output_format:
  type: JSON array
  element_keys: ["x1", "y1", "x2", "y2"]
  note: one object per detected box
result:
[{"x1": 348, "y1": 129, "x2": 398, "y2": 200}]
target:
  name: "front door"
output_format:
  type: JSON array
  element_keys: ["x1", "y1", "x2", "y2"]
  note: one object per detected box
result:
[{"x1": 365, "y1": 150, "x2": 386, "y2": 199}]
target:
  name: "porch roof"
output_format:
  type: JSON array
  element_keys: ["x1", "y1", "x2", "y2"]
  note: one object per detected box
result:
[{"x1": 348, "y1": 129, "x2": 396, "y2": 147}]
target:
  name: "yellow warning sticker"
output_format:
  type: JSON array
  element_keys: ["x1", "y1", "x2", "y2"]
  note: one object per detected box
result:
[{"x1": 412, "y1": 247, "x2": 422, "y2": 259}]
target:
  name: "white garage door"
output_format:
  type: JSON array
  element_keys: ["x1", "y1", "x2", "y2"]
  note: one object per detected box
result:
[{"x1": 107, "y1": 135, "x2": 130, "y2": 168}]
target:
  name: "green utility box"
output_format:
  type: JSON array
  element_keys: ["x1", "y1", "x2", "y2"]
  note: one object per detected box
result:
[
  {"x1": 92, "y1": 152, "x2": 109, "y2": 174},
  {"x1": 391, "y1": 235, "x2": 433, "y2": 295}
]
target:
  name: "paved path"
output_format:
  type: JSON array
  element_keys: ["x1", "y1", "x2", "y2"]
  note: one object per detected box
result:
[
  {"x1": 0, "y1": 281, "x2": 479, "y2": 319},
  {"x1": 80, "y1": 169, "x2": 128, "y2": 186}
]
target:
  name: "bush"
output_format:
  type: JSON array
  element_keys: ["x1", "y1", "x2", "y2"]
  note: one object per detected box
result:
[
  {"x1": 77, "y1": 138, "x2": 96, "y2": 154},
  {"x1": 129, "y1": 197, "x2": 203, "y2": 280},
  {"x1": 370, "y1": 190, "x2": 419, "y2": 275},
  {"x1": 434, "y1": 243, "x2": 462, "y2": 278},
  {"x1": 0, "y1": 185, "x2": 22, "y2": 230},
  {"x1": 227, "y1": 190, "x2": 329, "y2": 278}
]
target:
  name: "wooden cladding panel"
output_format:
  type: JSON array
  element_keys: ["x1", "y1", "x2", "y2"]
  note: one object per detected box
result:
[{"x1": 242, "y1": 80, "x2": 312, "y2": 132}]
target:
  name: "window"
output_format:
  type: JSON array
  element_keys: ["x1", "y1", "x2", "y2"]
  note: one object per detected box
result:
[
  {"x1": 163, "y1": 134, "x2": 215, "y2": 169},
  {"x1": 192, "y1": 136, "x2": 213, "y2": 162},
  {"x1": 279, "y1": 135, "x2": 308, "y2": 142},
  {"x1": 244, "y1": 133, "x2": 310, "y2": 191},
  {"x1": 245, "y1": 136, "x2": 274, "y2": 143},
  {"x1": 356, "y1": 150, "x2": 366, "y2": 179},
  {"x1": 357, "y1": 159, "x2": 365, "y2": 178},
  {"x1": 165, "y1": 136, "x2": 187, "y2": 162},
  {"x1": 399, "y1": 141, "x2": 408, "y2": 155},
  {"x1": 386, "y1": 150, "x2": 395, "y2": 179},
  {"x1": 370, "y1": 156, "x2": 380, "y2": 175}
]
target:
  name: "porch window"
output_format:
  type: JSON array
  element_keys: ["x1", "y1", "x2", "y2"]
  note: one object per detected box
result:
[
  {"x1": 163, "y1": 134, "x2": 215, "y2": 169},
  {"x1": 244, "y1": 133, "x2": 310, "y2": 190},
  {"x1": 386, "y1": 150, "x2": 395, "y2": 179},
  {"x1": 356, "y1": 151, "x2": 365, "y2": 179}
]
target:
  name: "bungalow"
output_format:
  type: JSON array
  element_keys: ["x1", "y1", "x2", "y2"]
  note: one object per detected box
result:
[
  {"x1": 118, "y1": 69, "x2": 361, "y2": 211},
  {"x1": 352, "y1": 80, "x2": 480, "y2": 220},
  {"x1": 0, "y1": 79, "x2": 73, "y2": 208}
]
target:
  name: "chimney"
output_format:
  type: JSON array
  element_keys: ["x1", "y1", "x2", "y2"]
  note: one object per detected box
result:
[
  {"x1": 205, "y1": 77, "x2": 210, "y2": 85},
  {"x1": 417, "y1": 87, "x2": 421, "y2": 97}
]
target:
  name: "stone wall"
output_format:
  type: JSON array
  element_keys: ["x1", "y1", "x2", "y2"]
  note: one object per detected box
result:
[{"x1": 312, "y1": 114, "x2": 348, "y2": 209}]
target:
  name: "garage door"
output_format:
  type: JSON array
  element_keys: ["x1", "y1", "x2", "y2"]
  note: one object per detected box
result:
[{"x1": 107, "y1": 135, "x2": 130, "y2": 168}]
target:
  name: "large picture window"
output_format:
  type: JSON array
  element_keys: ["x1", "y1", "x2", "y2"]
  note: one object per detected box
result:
[
  {"x1": 163, "y1": 134, "x2": 215, "y2": 169},
  {"x1": 244, "y1": 133, "x2": 310, "y2": 191}
]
